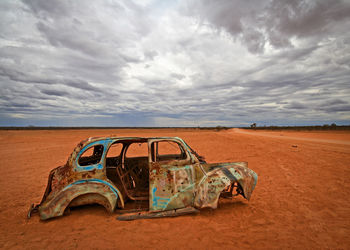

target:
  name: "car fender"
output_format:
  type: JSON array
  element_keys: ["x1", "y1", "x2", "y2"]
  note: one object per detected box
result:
[
  {"x1": 194, "y1": 163, "x2": 257, "y2": 209},
  {"x1": 39, "y1": 179, "x2": 124, "y2": 220}
]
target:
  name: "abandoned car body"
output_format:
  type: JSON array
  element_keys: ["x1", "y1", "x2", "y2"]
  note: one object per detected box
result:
[{"x1": 29, "y1": 136, "x2": 258, "y2": 220}]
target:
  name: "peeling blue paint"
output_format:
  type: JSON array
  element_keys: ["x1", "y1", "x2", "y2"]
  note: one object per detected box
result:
[
  {"x1": 63, "y1": 179, "x2": 120, "y2": 199},
  {"x1": 74, "y1": 139, "x2": 114, "y2": 172},
  {"x1": 152, "y1": 187, "x2": 170, "y2": 209},
  {"x1": 167, "y1": 165, "x2": 192, "y2": 171}
]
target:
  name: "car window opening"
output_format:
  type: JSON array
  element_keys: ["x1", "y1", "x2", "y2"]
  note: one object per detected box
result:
[
  {"x1": 153, "y1": 141, "x2": 187, "y2": 162},
  {"x1": 78, "y1": 145, "x2": 104, "y2": 166}
]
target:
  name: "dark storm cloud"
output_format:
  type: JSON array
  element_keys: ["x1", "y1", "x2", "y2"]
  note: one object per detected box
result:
[
  {"x1": 266, "y1": 0, "x2": 350, "y2": 38},
  {"x1": 41, "y1": 89, "x2": 68, "y2": 97},
  {"x1": 186, "y1": 0, "x2": 350, "y2": 53},
  {"x1": 321, "y1": 99, "x2": 348, "y2": 106}
]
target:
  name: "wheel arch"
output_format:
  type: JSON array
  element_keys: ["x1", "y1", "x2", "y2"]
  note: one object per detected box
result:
[
  {"x1": 193, "y1": 170, "x2": 232, "y2": 209},
  {"x1": 39, "y1": 179, "x2": 124, "y2": 220}
]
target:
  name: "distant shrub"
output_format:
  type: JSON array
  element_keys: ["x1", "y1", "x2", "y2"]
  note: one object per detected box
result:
[{"x1": 215, "y1": 126, "x2": 229, "y2": 131}]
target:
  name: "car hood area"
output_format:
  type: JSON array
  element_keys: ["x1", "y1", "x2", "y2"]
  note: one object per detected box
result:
[{"x1": 201, "y1": 162, "x2": 258, "y2": 200}]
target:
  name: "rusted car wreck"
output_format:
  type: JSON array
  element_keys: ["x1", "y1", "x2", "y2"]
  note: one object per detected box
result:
[{"x1": 29, "y1": 136, "x2": 258, "y2": 220}]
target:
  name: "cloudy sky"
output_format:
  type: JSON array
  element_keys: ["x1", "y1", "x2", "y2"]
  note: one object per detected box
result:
[{"x1": 1, "y1": 0, "x2": 350, "y2": 127}]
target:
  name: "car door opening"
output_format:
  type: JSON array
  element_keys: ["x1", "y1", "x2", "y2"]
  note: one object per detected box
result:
[{"x1": 106, "y1": 140, "x2": 149, "y2": 204}]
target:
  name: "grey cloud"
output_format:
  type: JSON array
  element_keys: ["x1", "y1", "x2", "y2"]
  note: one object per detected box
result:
[
  {"x1": 0, "y1": 66, "x2": 30, "y2": 83},
  {"x1": 321, "y1": 99, "x2": 348, "y2": 106},
  {"x1": 285, "y1": 102, "x2": 307, "y2": 110},
  {"x1": 8, "y1": 103, "x2": 35, "y2": 108},
  {"x1": 241, "y1": 28, "x2": 266, "y2": 54},
  {"x1": 266, "y1": 0, "x2": 350, "y2": 38},
  {"x1": 22, "y1": 0, "x2": 151, "y2": 64},
  {"x1": 36, "y1": 21, "x2": 108, "y2": 58},
  {"x1": 0, "y1": 66, "x2": 62, "y2": 86},
  {"x1": 23, "y1": 0, "x2": 72, "y2": 19},
  {"x1": 316, "y1": 99, "x2": 350, "y2": 113},
  {"x1": 61, "y1": 79, "x2": 102, "y2": 92},
  {"x1": 170, "y1": 73, "x2": 185, "y2": 80},
  {"x1": 41, "y1": 89, "x2": 68, "y2": 97},
  {"x1": 319, "y1": 105, "x2": 350, "y2": 112},
  {"x1": 144, "y1": 50, "x2": 158, "y2": 60},
  {"x1": 273, "y1": 45, "x2": 320, "y2": 62},
  {"x1": 0, "y1": 64, "x2": 102, "y2": 93},
  {"x1": 185, "y1": 0, "x2": 350, "y2": 53}
]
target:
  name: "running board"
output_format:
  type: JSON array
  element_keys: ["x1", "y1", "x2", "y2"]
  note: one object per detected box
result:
[{"x1": 117, "y1": 207, "x2": 199, "y2": 221}]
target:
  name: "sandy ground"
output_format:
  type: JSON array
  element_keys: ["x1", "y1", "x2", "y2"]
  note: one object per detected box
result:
[{"x1": 0, "y1": 128, "x2": 349, "y2": 249}]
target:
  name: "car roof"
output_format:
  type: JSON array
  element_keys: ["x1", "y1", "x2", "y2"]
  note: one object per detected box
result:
[
  {"x1": 88, "y1": 136, "x2": 181, "y2": 141},
  {"x1": 78, "y1": 136, "x2": 184, "y2": 147}
]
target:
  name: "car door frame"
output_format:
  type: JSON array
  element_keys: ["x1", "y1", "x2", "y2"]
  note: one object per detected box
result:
[{"x1": 148, "y1": 138, "x2": 196, "y2": 212}]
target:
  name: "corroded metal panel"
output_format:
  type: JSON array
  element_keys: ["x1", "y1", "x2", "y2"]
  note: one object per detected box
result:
[
  {"x1": 200, "y1": 162, "x2": 258, "y2": 200},
  {"x1": 194, "y1": 162, "x2": 258, "y2": 208},
  {"x1": 149, "y1": 163, "x2": 195, "y2": 211}
]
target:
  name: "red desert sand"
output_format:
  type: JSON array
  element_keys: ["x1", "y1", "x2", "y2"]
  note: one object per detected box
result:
[{"x1": 0, "y1": 128, "x2": 349, "y2": 249}]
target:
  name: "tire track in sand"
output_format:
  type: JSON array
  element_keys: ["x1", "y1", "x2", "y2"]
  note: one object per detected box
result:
[{"x1": 230, "y1": 128, "x2": 350, "y2": 146}]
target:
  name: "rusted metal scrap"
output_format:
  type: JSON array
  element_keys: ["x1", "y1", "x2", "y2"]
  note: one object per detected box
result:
[
  {"x1": 28, "y1": 136, "x2": 258, "y2": 220},
  {"x1": 117, "y1": 207, "x2": 199, "y2": 221}
]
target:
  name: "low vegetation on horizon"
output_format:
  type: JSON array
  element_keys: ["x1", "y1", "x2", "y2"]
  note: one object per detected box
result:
[
  {"x1": 245, "y1": 123, "x2": 350, "y2": 131},
  {"x1": 0, "y1": 124, "x2": 349, "y2": 131}
]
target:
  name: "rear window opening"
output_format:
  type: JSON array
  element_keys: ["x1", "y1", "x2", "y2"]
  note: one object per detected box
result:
[{"x1": 78, "y1": 145, "x2": 104, "y2": 166}]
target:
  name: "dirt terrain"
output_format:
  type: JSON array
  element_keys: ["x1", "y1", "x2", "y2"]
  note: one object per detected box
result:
[{"x1": 0, "y1": 128, "x2": 349, "y2": 249}]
